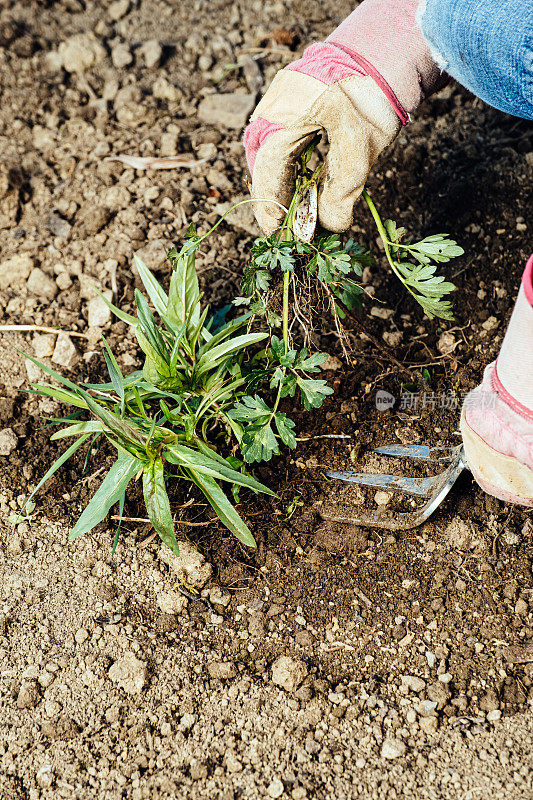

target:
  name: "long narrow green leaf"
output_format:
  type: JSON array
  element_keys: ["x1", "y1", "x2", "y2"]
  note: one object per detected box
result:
[
  {"x1": 169, "y1": 322, "x2": 188, "y2": 373},
  {"x1": 134, "y1": 254, "x2": 169, "y2": 317},
  {"x1": 94, "y1": 287, "x2": 137, "y2": 326},
  {"x1": 135, "y1": 290, "x2": 169, "y2": 360},
  {"x1": 70, "y1": 453, "x2": 141, "y2": 540},
  {"x1": 186, "y1": 469, "x2": 256, "y2": 548},
  {"x1": 85, "y1": 371, "x2": 143, "y2": 391},
  {"x1": 76, "y1": 386, "x2": 146, "y2": 446},
  {"x1": 26, "y1": 434, "x2": 91, "y2": 509},
  {"x1": 142, "y1": 457, "x2": 179, "y2": 556},
  {"x1": 195, "y1": 377, "x2": 246, "y2": 419},
  {"x1": 195, "y1": 332, "x2": 268, "y2": 378},
  {"x1": 51, "y1": 420, "x2": 104, "y2": 440},
  {"x1": 30, "y1": 383, "x2": 88, "y2": 410},
  {"x1": 189, "y1": 305, "x2": 210, "y2": 352},
  {"x1": 136, "y1": 327, "x2": 172, "y2": 377},
  {"x1": 133, "y1": 381, "x2": 185, "y2": 404},
  {"x1": 196, "y1": 314, "x2": 250, "y2": 357},
  {"x1": 165, "y1": 443, "x2": 275, "y2": 495},
  {"x1": 18, "y1": 351, "x2": 80, "y2": 393},
  {"x1": 167, "y1": 250, "x2": 200, "y2": 330},
  {"x1": 102, "y1": 336, "x2": 125, "y2": 413}
]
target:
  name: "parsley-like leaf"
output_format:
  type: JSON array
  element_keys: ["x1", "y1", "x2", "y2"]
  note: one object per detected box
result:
[
  {"x1": 252, "y1": 236, "x2": 296, "y2": 273},
  {"x1": 241, "y1": 423, "x2": 279, "y2": 463},
  {"x1": 395, "y1": 261, "x2": 456, "y2": 320},
  {"x1": 408, "y1": 234, "x2": 464, "y2": 265},
  {"x1": 228, "y1": 395, "x2": 271, "y2": 424},
  {"x1": 274, "y1": 413, "x2": 296, "y2": 449},
  {"x1": 296, "y1": 377, "x2": 333, "y2": 410}
]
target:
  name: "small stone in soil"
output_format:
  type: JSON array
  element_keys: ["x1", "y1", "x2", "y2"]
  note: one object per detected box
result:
[
  {"x1": 33, "y1": 333, "x2": 56, "y2": 358},
  {"x1": 381, "y1": 738, "x2": 406, "y2": 759},
  {"x1": 271, "y1": 656, "x2": 307, "y2": 692},
  {"x1": 320, "y1": 354, "x2": 343, "y2": 371},
  {"x1": 267, "y1": 777, "x2": 285, "y2": 798},
  {"x1": 0, "y1": 253, "x2": 34, "y2": 290},
  {"x1": 156, "y1": 590, "x2": 187, "y2": 615},
  {"x1": 159, "y1": 540, "x2": 212, "y2": 588},
  {"x1": 375, "y1": 491, "x2": 392, "y2": 506},
  {"x1": 401, "y1": 675, "x2": 426, "y2": 693},
  {"x1": 111, "y1": 43, "x2": 133, "y2": 69},
  {"x1": 36, "y1": 764, "x2": 54, "y2": 789},
  {"x1": 46, "y1": 212, "x2": 72, "y2": 238},
  {"x1": 0, "y1": 428, "x2": 18, "y2": 456},
  {"x1": 52, "y1": 334, "x2": 78, "y2": 369},
  {"x1": 58, "y1": 34, "x2": 106, "y2": 73},
  {"x1": 74, "y1": 628, "x2": 89, "y2": 645},
  {"x1": 445, "y1": 518, "x2": 474, "y2": 549},
  {"x1": 108, "y1": 0, "x2": 130, "y2": 21},
  {"x1": 27, "y1": 268, "x2": 58, "y2": 300},
  {"x1": 225, "y1": 752, "x2": 242, "y2": 773},
  {"x1": 419, "y1": 716, "x2": 438, "y2": 734},
  {"x1": 140, "y1": 40, "x2": 162, "y2": 68},
  {"x1": 198, "y1": 93, "x2": 255, "y2": 130},
  {"x1": 17, "y1": 681, "x2": 40, "y2": 709},
  {"x1": 87, "y1": 292, "x2": 112, "y2": 329}
]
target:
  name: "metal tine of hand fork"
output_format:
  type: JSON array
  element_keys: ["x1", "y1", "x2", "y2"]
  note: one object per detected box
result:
[
  {"x1": 372, "y1": 443, "x2": 461, "y2": 463},
  {"x1": 321, "y1": 444, "x2": 469, "y2": 530}
]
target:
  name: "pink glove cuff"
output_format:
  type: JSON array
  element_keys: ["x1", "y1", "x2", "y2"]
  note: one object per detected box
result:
[
  {"x1": 244, "y1": 42, "x2": 408, "y2": 175},
  {"x1": 493, "y1": 253, "x2": 533, "y2": 416},
  {"x1": 522, "y1": 252, "x2": 533, "y2": 306},
  {"x1": 463, "y1": 363, "x2": 533, "y2": 468},
  {"x1": 327, "y1": 0, "x2": 448, "y2": 114},
  {"x1": 288, "y1": 42, "x2": 409, "y2": 124},
  {"x1": 492, "y1": 366, "x2": 533, "y2": 423}
]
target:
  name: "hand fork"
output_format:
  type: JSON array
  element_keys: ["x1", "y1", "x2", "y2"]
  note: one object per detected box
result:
[{"x1": 321, "y1": 444, "x2": 469, "y2": 530}]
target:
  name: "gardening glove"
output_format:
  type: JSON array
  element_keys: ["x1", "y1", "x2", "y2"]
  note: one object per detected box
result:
[
  {"x1": 460, "y1": 255, "x2": 533, "y2": 506},
  {"x1": 244, "y1": 0, "x2": 448, "y2": 234}
]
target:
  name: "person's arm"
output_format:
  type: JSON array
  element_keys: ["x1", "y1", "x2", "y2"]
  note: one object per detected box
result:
[{"x1": 419, "y1": 0, "x2": 533, "y2": 121}]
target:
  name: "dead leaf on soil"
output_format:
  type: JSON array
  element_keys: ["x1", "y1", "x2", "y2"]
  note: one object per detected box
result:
[{"x1": 104, "y1": 155, "x2": 208, "y2": 170}]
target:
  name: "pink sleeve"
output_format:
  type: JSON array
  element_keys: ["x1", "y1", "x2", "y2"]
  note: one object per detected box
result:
[{"x1": 327, "y1": 0, "x2": 448, "y2": 114}]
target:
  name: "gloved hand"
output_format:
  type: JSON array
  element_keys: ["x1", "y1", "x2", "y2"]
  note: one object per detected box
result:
[
  {"x1": 244, "y1": 0, "x2": 447, "y2": 234},
  {"x1": 461, "y1": 256, "x2": 533, "y2": 506}
]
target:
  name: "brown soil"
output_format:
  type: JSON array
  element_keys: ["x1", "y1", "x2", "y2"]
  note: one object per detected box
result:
[{"x1": 1, "y1": 1, "x2": 532, "y2": 799}]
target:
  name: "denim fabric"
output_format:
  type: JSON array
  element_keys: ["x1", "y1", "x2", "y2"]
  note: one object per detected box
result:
[{"x1": 419, "y1": 0, "x2": 533, "y2": 120}]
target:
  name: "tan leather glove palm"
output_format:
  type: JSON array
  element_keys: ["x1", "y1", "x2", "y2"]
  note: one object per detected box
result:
[{"x1": 244, "y1": 43, "x2": 403, "y2": 234}]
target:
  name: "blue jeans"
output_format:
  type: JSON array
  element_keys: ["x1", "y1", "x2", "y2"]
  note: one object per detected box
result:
[{"x1": 419, "y1": 0, "x2": 533, "y2": 120}]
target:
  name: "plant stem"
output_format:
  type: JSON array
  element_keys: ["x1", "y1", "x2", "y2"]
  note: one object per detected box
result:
[
  {"x1": 268, "y1": 270, "x2": 291, "y2": 423},
  {"x1": 361, "y1": 188, "x2": 417, "y2": 304},
  {"x1": 282, "y1": 270, "x2": 290, "y2": 357},
  {"x1": 361, "y1": 189, "x2": 398, "y2": 278},
  {"x1": 194, "y1": 198, "x2": 289, "y2": 250}
]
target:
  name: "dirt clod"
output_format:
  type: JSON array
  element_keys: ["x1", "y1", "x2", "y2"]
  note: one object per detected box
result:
[
  {"x1": 108, "y1": 651, "x2": 148, "y2": 694},
  {"x1": 271, "y1": 655, "x2": 307, "y2": 692}
]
